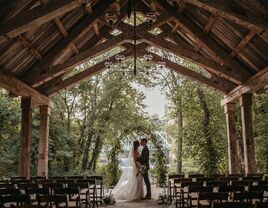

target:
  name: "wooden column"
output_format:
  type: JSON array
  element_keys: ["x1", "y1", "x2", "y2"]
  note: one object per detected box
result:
[
  {"x1": 224, "y1": 103, "x2": 239, "y2": 174},
  {"x1": 239, "y1": 93, "x2": 256, "y2": 174},
  {"x1": 18, "y1": 97, "x2": 33, "y2": 179},
  {"x1": 37, "y1": 105, "x2": 51, "y2": 177}
]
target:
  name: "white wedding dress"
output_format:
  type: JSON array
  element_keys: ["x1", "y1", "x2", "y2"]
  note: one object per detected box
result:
[{"x1": 112, "y1": 148, "x2": 144, "y2": 201}]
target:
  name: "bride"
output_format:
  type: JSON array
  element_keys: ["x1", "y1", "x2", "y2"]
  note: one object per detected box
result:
[{"x1": 112, "y1": 140, "x2": 144, "y2": 201}]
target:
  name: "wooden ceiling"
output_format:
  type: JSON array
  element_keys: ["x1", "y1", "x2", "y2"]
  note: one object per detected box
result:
[{"x1": 0, "y1": 0, "x2": 267, "y2": 106}]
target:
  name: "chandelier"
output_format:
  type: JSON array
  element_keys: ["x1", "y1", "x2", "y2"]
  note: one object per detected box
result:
[{"x1": 103, "y1": 1, "x2": 166, "y2": 78}]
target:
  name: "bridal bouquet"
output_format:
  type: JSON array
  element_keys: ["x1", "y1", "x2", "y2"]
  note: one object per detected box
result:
[{"x1": 136, "y1": 165, "x2": 147, "y2": 177}]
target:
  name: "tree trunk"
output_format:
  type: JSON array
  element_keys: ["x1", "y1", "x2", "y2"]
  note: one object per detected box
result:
[
  {"x1": 176, "y1": 110, "x2": 183, "y2": 174},
  {"x1": 197, "y1": 88, "x2": 217, "y2": 174},
  {"x1": 82, "y1": 129, "x2": 93, "y2": 170},
  {"x1": 88, "y1": 135, "x2": 101, "y2": 171}
]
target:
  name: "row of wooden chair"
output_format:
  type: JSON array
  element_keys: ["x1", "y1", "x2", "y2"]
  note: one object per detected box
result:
[
  {"x1": 0, "y1": 176, "x2": 104, "y2": 208},
  {"x1": 168, "y1": 173, "x2": 267, "y2": 203},
  {"x1": 168, "y1": 175, "x2": 268, "y2": 208}
]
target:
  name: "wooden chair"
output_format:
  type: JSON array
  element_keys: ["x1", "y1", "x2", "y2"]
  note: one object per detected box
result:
[
  {"x1": 258, "y1": 181, "x2": 268, "y2": 186},
  {"x1": 43, "y1": 183, "x2": 64, "y2": 195},
  {"x1": 196, "y1": 177, "x2": 216, "y2": 184},
  {"x1": 233, "y1": 191, "x2": 263, "y2": 203},
  {"x1": 197, "y1": 192, "x2": 228, "y2": 208},
  {"x1": 232, "y1": 180, "x2": 253, "y2": 187},
  {"x1": 209, "y1": 174, "x2": 226, "y2": 179},
  {"x1": 0, "y1": 183, "x2": 15, "y2": 189},
  {"x1": 206, "y1": 181, "x2": 228, "y2": 188},
  {"x1": 55, "y1": 188, "x2": 81, "y2": 208},
  {"x1": 25, "y1": 187, "x2": 50, "y2": 204},
  {"x1": 0, "y1": 194, "x2": 31, "y2": 207},
  {"x1": 38, "y1": 195, "x2": 68, "y2": 208},
  {"x1": 68, "y1": 183, "x2": 91, "y2": 208},
  {"x1": 168, "y1": 174, "x2": 185, "y2": 201},
  {"x1": 30, "y1": 176, "x2": 46, "y2": 183},
  {"x1": 218, "y1": 185, "x2": 245, "y2": 201},
  {"x1": 243, "y1": 176, "x2": 263, "y2": 181},
  {"x1": 11, "y1": 177, "x2": 27, "y2": 181},
  {"x1": 187, "y1": 186, "x2": 213, "y2": 208},
  {"x1": 255, "y1": 201, "x2": 268, "y2": 208},
  {"x1": 174, "y1": 180, "x2": 202, "y2": 208},
  {"x1": 212, "y1": 202, "x2": 251, "y2": 208},
  {"x1": 18, "y1": 183, "x2": 38, "y2": 194},
  {"x1": 86, "y1": 176, "x2": 104, "y2": 204},
  {"x1": 77, "y1": 179, "x2": 96, "y2": 208},
  {"x1": 49, "y1": 177, "x2": 65, "y2": 182},
  {"x1": 189, "y1": 174, "x2": 205, "y2": 179},
  {"x1": 0, "y1": 188, "x2": 21, "y2": 195}
]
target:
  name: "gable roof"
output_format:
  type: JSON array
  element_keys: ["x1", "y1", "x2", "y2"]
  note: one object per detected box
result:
[{"x1": 0, "y1": 0, "x2": 267, "y2": 106}]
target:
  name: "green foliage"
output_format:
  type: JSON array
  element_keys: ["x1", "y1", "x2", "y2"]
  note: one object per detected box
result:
[
  {"x1": 151, "y1": 146, "x2": 168, "y2": 187},
  {"x1": 254, "y1": 88, "x2": 268, "y2": 174}
]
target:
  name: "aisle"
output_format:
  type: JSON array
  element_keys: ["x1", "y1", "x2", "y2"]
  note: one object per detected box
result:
[{"x1": 103, "y1": 199, "x2": 167, "y2": 208}]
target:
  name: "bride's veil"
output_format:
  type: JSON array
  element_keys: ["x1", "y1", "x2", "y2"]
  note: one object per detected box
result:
[{"x1": 112, "y1": 147, "x2": 138, "y2": 200}]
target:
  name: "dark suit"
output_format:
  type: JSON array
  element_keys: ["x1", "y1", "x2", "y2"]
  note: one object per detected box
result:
[{"x1": 139, "y1": 145, "x2": 151, "y2": 197}]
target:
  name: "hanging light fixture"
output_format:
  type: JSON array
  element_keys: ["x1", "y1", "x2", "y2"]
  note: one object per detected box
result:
[
  {"x1": 157, "y1": 60, "x2": 166, "y2": 70},
  {"x1": 146, "y1": 12, "x2": 157, "y2": 29},
  {"x1": 106, "y1": 12, "x2": 118, "y2": 28}
]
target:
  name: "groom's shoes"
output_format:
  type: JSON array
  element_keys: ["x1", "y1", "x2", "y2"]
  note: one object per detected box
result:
[{"x1": 143, "y1": 195, "x2": 151, "y2": 200}]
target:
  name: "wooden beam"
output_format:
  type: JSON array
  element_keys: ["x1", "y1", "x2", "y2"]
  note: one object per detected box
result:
[
  {"x1": 224, "y1": 103, "x2": 239, "y2": 174},
  {"x1": 156, "y1": 1, "x2": 251, "y2": 80},
  {"x1": 203, "y1": 14, "x2": 217, "y2": 35},
  {"x1": 221, "y1": 66, "x2": 268, "y2": 106},
  {"x1": 230, "y1": 30, "x2": 256, "y2": 57},
  {"x1": 93, "y1": 22, "x2": 100, "y2": 36},
  {"x1": 140, "y1": 31, "x2": 245, "y2": 84},
  {"x1": 22, "y1": 0, "x2": 114, "y2": 84},
  {"x1": 44, "y1": 42, "x2": 142, "y2": 95},
  {"x1": 32, "y1": 34, "x2": 127, "y2": 87},
  {"x1": 45, "y1": 53, "x2": 122, "y2": 95},
  {"x1": 36, "y1": 2, "x2": 134, "y2": 92},
  {"x1": 239, "y1": 93, "x2": 256, "y2": 174},
  {"x1": 18, "y1": 97, "x2": 33, "y2": 179},
  {"x1": 38, "y1": 105, "x2": 51, "y2": 177},
  {"x1": 152, "y1": 54, "x2": 234, "y2": 93},
  {"x1": 0, "y1": 0, "x2": 85, "y2": 43},
  {"x1": 4, "y1": 0, "x2": 33, "y2": 21},
  {"x1": 0, "y1": 71, "x2": 52, "y2": 107},
  {"x1": 17, "y1": 35, "x2": 43, "y2": 60},
  {"x1": 184, "y1": 0, "x2": 268, "y2": 32},
  {"x1": 53, "y1": 17, "x2": 80, "y2": 55}
]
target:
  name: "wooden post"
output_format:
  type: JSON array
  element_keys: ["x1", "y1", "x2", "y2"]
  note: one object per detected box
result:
[
  {"x1": 37, "y1": 105, "x2": 51, "y2": 177},
  {"x1": 239, "y1": 93, "x2": 256, "y2": 174},
  {"x1": 224, "y1": 103, "x2": 239, "y2": 174},
  {"x1": 18, "y1": 97, "x2": 33, "y2": 179}
]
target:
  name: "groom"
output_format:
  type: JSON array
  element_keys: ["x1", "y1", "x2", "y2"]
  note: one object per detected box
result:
[{"x1": 138, "y1": 138, "x2": 151, "y2": 199}]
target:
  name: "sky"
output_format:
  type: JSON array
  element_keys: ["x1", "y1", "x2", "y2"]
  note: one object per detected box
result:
[{"x1": 136, "y1": 85, "x2": 168, "y2": 118}]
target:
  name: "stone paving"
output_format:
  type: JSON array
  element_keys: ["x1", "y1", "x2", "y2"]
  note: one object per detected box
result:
[
  {"x1": 100, "y1": 186, "x2": 170, "y2": 208},
  {"x1": 103, "y1": 199, "x2": 168, "y2": 208}
]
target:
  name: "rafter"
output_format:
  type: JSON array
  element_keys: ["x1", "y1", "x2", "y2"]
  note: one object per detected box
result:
[
  {"x1": 22, "y1": 0, "x2": 114, "y2": 84},
  {"x1": 17, "y1": 35, "x2": 43, "y2": 61},
  {"x1": 156, "y1": 1, "x2": 251, "y2": 80},
  {"x1": 151, "y1": 54, "x2": 235, "y2": 93},
  {"x1": 184, "y1": 0, "x2": 268, "y2": 32},
  {"x1": 0, "y1": 0, "x2": 86, "y2": 43},
  {"x1": 32, "y1": 34, "x2": 128, "y2": 87},
  {"x1": 203, "y1": 14, "x2": 217, "y2": 34},
  {"x1": 139, "y1": 31, "x2": 245, "y2": 84},
  {"x1": 230, "y1": 30, "x2": 256, "y2": 57},
  {"x1": 221, "y1": 66, "x2": 268, "y2": 106},
  {"x1": 44, "y1": 45, "x2": 138, "y2": 95},
  {"x1": 0, "y1": 71, "x2": 52, "y2": 107}
]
